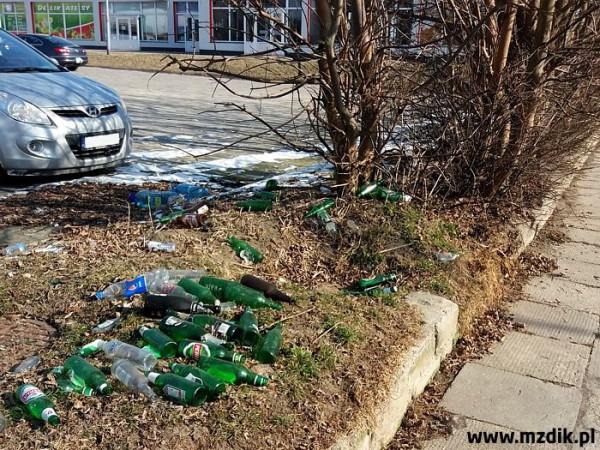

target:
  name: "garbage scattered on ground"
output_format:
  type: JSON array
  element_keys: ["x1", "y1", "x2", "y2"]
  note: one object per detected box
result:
[
  {"x1": 147, "y1": 240, "x2": 176, "y2": 253},
  {"x1": 33, "y1": 244, "x2": 65, "y2": 255},
  {"x1": 139, "y1": 326, "x2": 177, "y2": 358},
  {"x1": 143, "y1": 293, "x2": 230, "y2": 316},
  {"x1": 92, "y1": 317, "x2": 121, "y2": 334},
  {"x1": 128, "y1": 190, "x2": 185, "y2": 209},
  {"x1": 240, "y1": 274, "x2": 293, "y2": 303},
  {"x1": 2, "y1": 242, "x2": 29, "y2": 256},
  {"x1": 228, "y1": 236, "x2": 264, "y2": 264},
  {"x1": 199, "y1": 276, "x2": 282, "y2": 310},
  {"x1": 434, "y1": 251, "x2": 460, "y2": 263},
  {"x1": 15, "y1": 384, "x2": 60, "y2": 427},
  {"x1": 147, "y1": 371, "x2": 206, "y2": 405},
  {"x1": 306, "y1": 198, "x2": 337, "y2": 234},
  {"x1": 111, "y1": 359, "x2": 156, "y2": 400},
  {"x1": 10, "y1": 355, "x2": 41, "y2": 373},
  {"x1": 236, "y1": 198, "x2": 273, "y2": 212},
  {"x1": 357, "y1": 181, "x2": 412, "y2": 203},
  {"x1": 344, "y1": 273, "x2": 399, "y2": 297},
  {"x1": 59, "y1": 355, "x2": 112, "y2": 395},
  {"x1": 254, "y1": 324, "x2": 283, "y2": 364}
]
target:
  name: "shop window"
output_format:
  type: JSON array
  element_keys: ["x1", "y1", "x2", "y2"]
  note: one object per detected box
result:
[
  {"x1": 175, "y1": 1, "x2": 198, "y2": 41},
  {"x1": 32, "y1": 2, "x2": 95, "y2": 40},
  {"x1": 0, "y1": 2, "x2": 27, "y2": 33},
  {"x1": 100, "y1": 1, "x2": 167, "y2": 41}
]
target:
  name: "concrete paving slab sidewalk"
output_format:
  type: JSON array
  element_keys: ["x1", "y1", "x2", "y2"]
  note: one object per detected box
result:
[{"x1": 423, "y1": 154, "x2": 600, "y2": 449}]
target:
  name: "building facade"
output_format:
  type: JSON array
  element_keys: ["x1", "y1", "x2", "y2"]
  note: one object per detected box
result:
[{"x1": 0, "y1": 0, "x2": 426, "y2": 54}]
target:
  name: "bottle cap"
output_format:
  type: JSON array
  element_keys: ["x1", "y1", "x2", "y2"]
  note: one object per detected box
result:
[{"x1": 95, "y1": 291, "x2": 105, "y2": 300}]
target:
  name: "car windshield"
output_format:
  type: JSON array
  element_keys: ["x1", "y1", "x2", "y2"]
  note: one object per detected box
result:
[{"x1": 0, "y1": 30, "x2": 61, "y2": 72}]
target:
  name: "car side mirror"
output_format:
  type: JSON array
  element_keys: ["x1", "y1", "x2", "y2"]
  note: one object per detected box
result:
[{"x1": 49, "y1": 57, "x2": 59, "y2": 65}]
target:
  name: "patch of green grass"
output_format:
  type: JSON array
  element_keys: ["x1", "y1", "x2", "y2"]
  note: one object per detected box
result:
[
  {"x1": 60, "y1": 322, "x2": 88, "y2": 351},
  {"x1": 315, "y1": 344, "x2": 337, "y2": 371},
  {"x1": 272, "y1": 415, "x2": 295, "y2": 427},
  {"x1": 426, "y1": 276, "x2": 453, "y2": 296},
  {"x1": 322, "y1": 315, "x2": 358, "y2": 345},
  {"x1": 416, "y1": 256, "x2": 436, "y2": 273},
  {"x1": 382, "y1": 294, "x2": 400, "y2": 307},
  {"x1": 424, "y1": 220, "x2": 460, "y2": 252},
  {"x1": 285, "y1": 346, "x2": 320, "y2": 379},
  {"x1": 400, "y1": 205, "x2": 423, "y2": 242}
]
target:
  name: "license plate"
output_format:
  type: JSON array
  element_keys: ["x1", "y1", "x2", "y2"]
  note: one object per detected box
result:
[
  {"x1": 82, "y1": 133, "x2": 120, "y2": 149},
  {"x1": 75, "y1": 57, "x2": 83, "y2": 64}
]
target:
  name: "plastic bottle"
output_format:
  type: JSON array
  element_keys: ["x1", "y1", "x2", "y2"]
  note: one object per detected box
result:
[
  {"x1": 95, "y1": 268, "x2": 205, "y2": 300},
  {"x1": 240, "y1": 274, "x2": 292, "y2": 303},
  {"x1": 139, "y1": 326, "x2": 177, "y2": 358},
  {"x1": 128, "y1": 190, "x2": 184, "y2": 209},
  {"x1": 33, "y1": 244, "x2": 64, "y2": 255},
  {"x1": 111, "y1": 359, "x2": 157, "y2": 400},
  {"x1": 227, "y1": 237, "x2": 264, "y2": 264},
  {"x1": 199, "y1": 276, "x2": 282, "y2": 310},
  {"x1": 147, "y1": 372, "x2": 207, "y2": 406},
  {"x1": 178, "y1": 339, "x2": 245, "y2": 363},
  {"x1": 97, "y1": 340, "x2": 157, "y2": 371},
  {"x1": 196, "y1": 357, "x2": 269, "y2": 386},
  {"x1": 14, "y1": 384, "x2": 60, "y2": 426},
  {"x1": 2, "y1": 243, "x2": 29, "y2": 256},
  {"x1": 92, "y1": 317, "x2": 121, "y2": 333},
  {"x1": 170, "y1": 183, "x2": 209, "y2": 201},
  {"x1": 11, "y1": 355, "x2": 41, "y2": 373},
  {"x1": 170, "y1": 363, "x2": 227, "y2": 399},
  {"x1": 254, "y1": 324, "x2": 283, "y2": 364},
  {"x1": 147, "y1": 241, "x2": 176, "y2": 253},
  {"x1": 63, "y1": 355, "x2": 112, "y2": 395}
]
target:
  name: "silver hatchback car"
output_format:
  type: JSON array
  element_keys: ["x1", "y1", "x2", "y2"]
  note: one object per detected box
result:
[{"x1": 0, "y1": 29, "x2": 132, "y2": 176}]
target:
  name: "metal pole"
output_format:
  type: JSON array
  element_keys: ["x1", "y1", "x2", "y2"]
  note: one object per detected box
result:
[{"x1": 106, "y1": 0, "x2": 111, "y2": 55}]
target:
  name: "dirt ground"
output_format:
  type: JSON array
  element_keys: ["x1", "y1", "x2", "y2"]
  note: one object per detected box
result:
[{"x1": 0, "y1": 182, "x2": 515, "y2": 449}]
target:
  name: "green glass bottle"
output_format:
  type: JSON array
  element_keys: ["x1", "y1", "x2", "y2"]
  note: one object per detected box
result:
[
  {"x1": 265, "y1": 179, "x2": 278, "y2": 191},
  {"x1": 305, "y1": 199, "x2": 335, "y2": 219},
  {"x1": 227, "y1": 236, "x2": 264, "y2": 264},
  {"x1": 56, "y1": 375, "x2": 95, "y2": 396},
  {"x1": 236, "y1": 199, "x2": 273, "y2": 212},
  {"x1": 253, "y1": 191, "x2": 279, "y2": 201},
  {"x1": 196, "y1": 357, "x2": 269, "y2": 387},
  {"x1": 63, "y1": 355, "x2": 112, "y2": 395},
  {"x1": 15, "y1": 384, "x2": 60, "y2": 426},
  {"x1": 179, "y1": 339, "x2": 245, "y2": 364},
  {"x1": 159, "y1": 315, "x2": 207, "y2": 342},
  {"x1": 357, "y1": 182, "x2": 380, "y2": 198},
  {"x1": 254, "y1": 324, "x2": 283, "y2": 364},
  {"x1": 357, "y1": 274, "x2": 397, "y2": 290},
  {"x1": 237, "y1": 308, "x2": 261, "y2": 347},
  {"x1": 199, "y1": 276, "x2": 282, "y2": 311},
  {"x1": 188, "y1": 312, "x2": 260, "y2": 347},
  {"x1": 170, "y1": 363, "x2": 227, "y2": 399},
  {"x1": 177, "y1": 278, "x2": 219, "y2": 304},
  {"x1": 139, "y1": 326, "x2": 177, "y2": 358},
  {"x1": 146, "y1": 372, "x2": 207, "y2": 406}
]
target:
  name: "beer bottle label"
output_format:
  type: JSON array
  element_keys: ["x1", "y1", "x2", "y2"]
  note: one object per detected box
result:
[
  {"x1": 183, "y1": 373, "x2": 205, "y2": 387},
  {"x1": 163, "y1": 385, "x2": 186, "y2": 402},
  {"x1": 213, "y1": 322, "x2": 231, "y2": 339},
  {"x1": 183, "y1": 342, "x2": 210, "y2": 360},
  {"x1": 19, "y1": 385, "x2": 44, "y2": 404},
  {"x1": 164, "y1": 316, "x2": 184, "y2": 326}
]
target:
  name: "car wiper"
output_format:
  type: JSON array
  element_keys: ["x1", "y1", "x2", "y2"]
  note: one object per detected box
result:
[{"x1": 0, "y1": 67, "x2": 59, "y2": 73}]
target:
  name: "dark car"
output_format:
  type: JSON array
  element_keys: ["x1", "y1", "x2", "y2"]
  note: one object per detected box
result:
[{"x1": 17, "y1": 34, "x2": 88, "y2": 71}]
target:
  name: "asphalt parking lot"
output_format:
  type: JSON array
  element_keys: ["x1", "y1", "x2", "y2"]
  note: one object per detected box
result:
[{"x1": 0, "y1": 67, "x2": 318, "y2": 196}]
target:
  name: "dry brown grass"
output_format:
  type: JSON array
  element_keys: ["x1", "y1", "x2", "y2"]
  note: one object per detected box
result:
[{"x1": 87, "y1": 50, "x2": 318, "y2": 83}]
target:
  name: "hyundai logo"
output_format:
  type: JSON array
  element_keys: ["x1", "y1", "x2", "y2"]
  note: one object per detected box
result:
[{"x1": 85, "y1": 106, "x2": 101, "y2": 118}]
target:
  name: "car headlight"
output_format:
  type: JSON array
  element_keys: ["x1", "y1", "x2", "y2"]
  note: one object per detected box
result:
[{"x1": 0, "y1": 91, "x2": 52, "y2": 126}]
